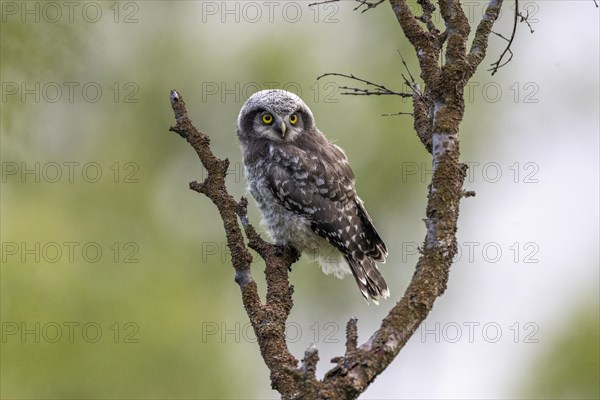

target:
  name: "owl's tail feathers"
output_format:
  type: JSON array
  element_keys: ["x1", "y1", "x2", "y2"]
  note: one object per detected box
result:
[{"x1": 346, "y1": 256, "x2": 389, "y2": 304}]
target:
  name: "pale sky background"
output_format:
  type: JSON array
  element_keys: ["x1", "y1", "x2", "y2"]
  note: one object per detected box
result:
[{"x1": 362, "y1": 2, "x2": 600, "y2": 397}]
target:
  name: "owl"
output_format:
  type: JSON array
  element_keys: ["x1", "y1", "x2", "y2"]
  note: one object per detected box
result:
[{"x1": 237, "y1": 89, "x2": 389, "y2": 303}]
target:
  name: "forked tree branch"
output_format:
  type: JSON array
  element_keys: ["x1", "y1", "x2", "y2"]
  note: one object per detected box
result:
[
  {"x1": 169, "y1": 91, "x2": 300, "y2": 397},
  {"x1": 169, "y1": 0, "x2": 507, "y2": 398}
]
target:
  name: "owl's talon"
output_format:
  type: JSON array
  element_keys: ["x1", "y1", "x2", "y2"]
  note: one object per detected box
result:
[
  {"x1": 274, "y1": 244, "x2": 300, "y2": 266},
  {"x1": 289, "y1": 246, "x2": 301, "y2": 263},
  {"x1": 287, "y1": 246, "x2": 301, "y2": 272}
]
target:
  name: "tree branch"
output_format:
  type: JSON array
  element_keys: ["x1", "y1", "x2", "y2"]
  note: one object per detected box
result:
[
  {"x1": 170, "y1": 0, "x2": 511, "y2": 395},
  {"x1": 389, "y1": 0, "x2": 441, "y2": 86},
  {"x1": 416, "y1": 0, "x2": 440, "y2": 35},
  {"x1": 317, "y1": 72, "x2": 412, "y2": 97},
  {"x1": 468, "y1": 0, "x2": 504, "y2": 74},
  {"x1": 310, "y1": 5, "x2": 472, "y2": 395},
  {"x1": 169, "y1": 90, "x2": 301, "y2": 398},
  {"x1": 438, "y1": 0, "x2": 471, "y2": 65}
]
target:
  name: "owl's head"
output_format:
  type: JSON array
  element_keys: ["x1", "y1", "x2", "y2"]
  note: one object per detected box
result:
[{"x1": 237, "y1": 89, "x2": 315, "y2": 144}]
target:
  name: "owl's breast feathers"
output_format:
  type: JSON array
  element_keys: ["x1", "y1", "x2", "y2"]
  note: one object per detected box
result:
[
  {"x1": 263, "y1": 136, "x2": 387, "y2": 264},
  {"x1": 237, "y1": 90, "x2": 389, "y2": 302}
]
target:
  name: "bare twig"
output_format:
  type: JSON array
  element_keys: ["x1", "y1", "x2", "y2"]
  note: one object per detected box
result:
[
  {"x1": 489, "y1": 31, "x2": 515, "y2": 71},
  {"x1": 489, "y1": 0, "x2": 519, "y2": 75},
  {"x1": 396, "y1": 50, "x2": 430, "y2": 111},
  {"x1": 317, "y1": 72, "x2": 411, "y2": 97},
  {"x1": 487, "y1": 0, "x2": 535, "y2": 75},
  {"x1": 398, "y1": 50, "x2": 417, "y2": 85},
  {"x1": 308, "y1": 0, "x2": 385, "y2": 12},
  {"x1": 518, "y1": 9, "x2": 535, "y2": 33},
  {"x1": 307, "y1": 0, "x2": 339, "y2": 7},
  {"x1": 318, "y1": 51, "x2": 428, "y2": 119},
  {"x1": 354, "y1": 0, "x2": 386, "y2": 13},
  {"x1": 381, "y1": 111, "x2": 413, "y2": 117}
]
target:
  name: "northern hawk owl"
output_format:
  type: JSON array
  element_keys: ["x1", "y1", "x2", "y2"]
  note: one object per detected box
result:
[{"x1": 237, "y1": 89, "x2": 389, "y2": 303}]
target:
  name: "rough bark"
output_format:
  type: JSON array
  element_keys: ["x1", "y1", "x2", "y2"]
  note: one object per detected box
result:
[{"x1": 168, "y1": 0, "x2": 505, "y2": 398}]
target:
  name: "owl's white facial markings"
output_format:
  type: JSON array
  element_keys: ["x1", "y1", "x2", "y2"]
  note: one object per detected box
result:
[
  {"x1": 237, "y1": 89, "x2": 389, "y2": 303},
  {"x1": 252, "y1": 111, "x2": 304, "y2": 143}
]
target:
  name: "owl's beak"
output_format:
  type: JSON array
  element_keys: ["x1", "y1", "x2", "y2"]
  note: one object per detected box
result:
[{"x1": 279, "y1": 121, "x2": 287, "y2": 138}]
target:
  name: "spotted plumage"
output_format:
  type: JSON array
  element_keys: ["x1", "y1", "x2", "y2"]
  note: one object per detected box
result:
[{"x1": 237, "y1": 89, "x2": 389, "y2": 303}]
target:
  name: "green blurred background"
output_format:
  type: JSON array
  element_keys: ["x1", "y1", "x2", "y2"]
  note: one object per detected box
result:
[{"x1": 1, "y1": 1, "x2": 598, "y2": 399}]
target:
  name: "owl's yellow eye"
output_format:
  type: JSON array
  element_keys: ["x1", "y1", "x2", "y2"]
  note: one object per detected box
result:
[
  {"x1": 289, "y1": 114, "x2": 298, "y2": 125},
  {"x1": 261, "y1": 114, "x2": 273, "y2": 124}
]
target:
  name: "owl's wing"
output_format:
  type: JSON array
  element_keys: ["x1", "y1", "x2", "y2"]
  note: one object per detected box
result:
[{"x1": 267, "y1": 143, "x2": 387, "y2": 262}]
